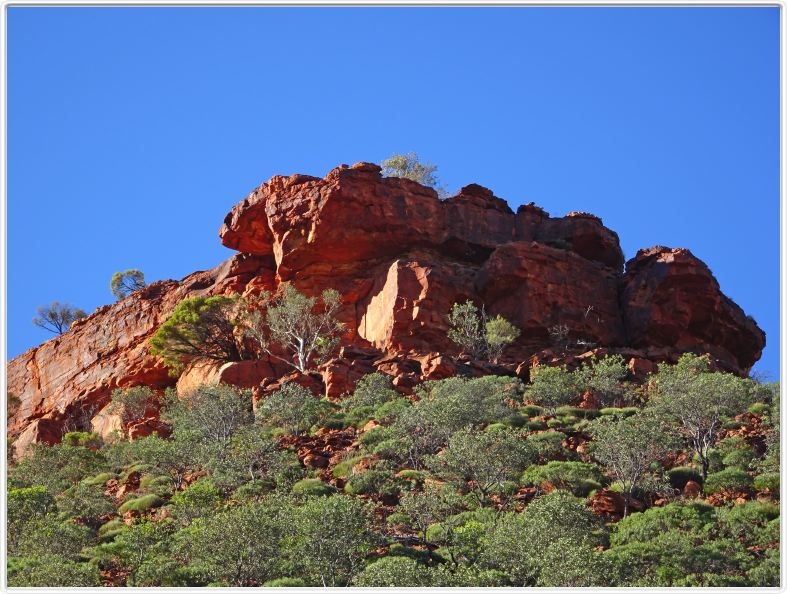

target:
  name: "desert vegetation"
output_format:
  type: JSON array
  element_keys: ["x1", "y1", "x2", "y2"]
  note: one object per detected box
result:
[{"x1": 7, "y1": 344, "x2": 779, "y2": 586}]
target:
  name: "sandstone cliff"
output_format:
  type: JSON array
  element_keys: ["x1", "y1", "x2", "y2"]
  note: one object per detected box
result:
[{"x1": 7, "y1": 162, "x2": 765, "y2": 452}]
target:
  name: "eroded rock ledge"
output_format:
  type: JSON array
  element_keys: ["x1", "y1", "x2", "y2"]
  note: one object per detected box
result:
[{"x1": 7, "y1": 162, "x2": 765, "y2": 452}]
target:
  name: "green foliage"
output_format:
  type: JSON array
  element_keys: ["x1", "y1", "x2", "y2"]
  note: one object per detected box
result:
[
  {"x1": 600, "y1": 406, "x2": 638, "y2": 418},
  {"x1": 8, "y1": 486, "x2": 57, "y2": 552},
  {"x1": 520, "y1": 404, "x2": 544, "y2": 417},
  {"x1": 174, "y1": 498, "x2": 292, "y2": 586},
  {"x1": 256, "y1": 382, "x2": 325, "y2": 435},
  {"x1": 575, "y1": 354, "x2": 634, "y2": 407},
  {"x1": 164, "y1": 383, "x2": 253, "y2": 446},
  {"x1": 753, "y1": 472, "x2": 779, "y2": 492},
  {"x1": 666, "y1": 466, "x2": 703, "y2": 489},
  {"x1": 716, "y1": 501, "x2": 779, "y2": 545},
  {"x1": 485, "y1": 315, "x2": 521, "y2": 363},
  {"x1": 343, "y1": 372, "x2": 398, "y2": 409},
  {"x1": 388, "y1": 376, "x2": 521, "y2": 468},
  {"x1": 292, "y1": 494, "x2": 377, "y2": 586},
  {"x1": 447, "y1": 301, "x2": 519, "y2": 362},
  {"x1": 747, "y1": 401, "x2": 770, "y2": 416},
  {"x1": 241, "y1": 285, "x2": 344, "y2": 373},
  {"x1": 703, "y1": 468, "x2": 753, "y2": 495},
  {"x1": 14, "y1": 514, "x2": 93, "y2": 559},
  {"x1": 344, "y1": 468, "x2": 403, "y2": 497},
  {"x1": 527, "y1": 365, "x2": 579, "y2": 412},
  {"x1": 32, "y1": 301, "x2": 87, "y2": 335},
  {"x1": 520, "y1": 461, "x2": 605, "y2": 496},
  {"x1": 527, "y1": 430, "x2": 567, "y2": 462},
  {"x1": 427, "y1": 427, "x2": 533, "y2": 506},
  {"x1": 170, "y1": 478, "x2": 221, "y2": 525},
  {"x1": 107, "y1": 386, "x2": 154, "y2": 427},
  {"x1": 610, "y1": 501, "x2": 716, "y2": 546},
  {"x1": 381, "y1": 152, "x2": 445, "y2": 194},
  {"x1": 352, "y1": 556, "x2": 434, "y2": 586},
  {"x1": 648, "y1": 353, "x2": 756, "y2": 478},
  {"x1": 8, "y1": 554, "x2": 101, "y2": 587},
  {"x1": 62, "y1": 431, "x2": 103, "y2": 448},
  {"x1": 150, "y1": 295, "x2": 244, "y2": 373},
  {"x1": 56, "y1": 481, "x2": 115, "y2": 523},
  {"x1": 291, "y1": 478, "x2": 337, "y2": 497},
  {"x1": 9, "y1": 442, "x2": 107, "y2": 495},
  {"x1": 394, "y1": 482, "x2": 455, "y2": 538},
  {"x1": 536, "y1": 538, "x2": 611, "y2": 587},
  {"x1": 588, "y1": 410, "x2": 678, "y2": 516},
  {"x1": 110, "y1": 269, "x2": 146, "y2": 300},
  {"x1": 263, "y1": 577, "x2": 308, "y2": 586},
  {"x1": 118, "y1": 494, "x2": 165, "y2": 514}
]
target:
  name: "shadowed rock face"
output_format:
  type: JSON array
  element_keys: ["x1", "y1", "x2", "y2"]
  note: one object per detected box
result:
[{"x1": 7, "y1": 162, "x2": 765, "y2": 451}]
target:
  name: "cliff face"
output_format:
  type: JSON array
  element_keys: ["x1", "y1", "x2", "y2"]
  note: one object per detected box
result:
[{"x1": 7, "y1": 162, "x2": 765, "y2": 452}]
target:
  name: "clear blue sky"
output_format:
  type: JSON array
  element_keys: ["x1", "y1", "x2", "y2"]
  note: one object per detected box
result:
[{"x1": 7, "y1": 7, "x2": 780, "y2": 379}]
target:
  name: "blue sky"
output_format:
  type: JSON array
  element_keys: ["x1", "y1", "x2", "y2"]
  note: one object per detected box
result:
[{"x1": 7, "y1": 7, "x2": 780, "y2": 378}]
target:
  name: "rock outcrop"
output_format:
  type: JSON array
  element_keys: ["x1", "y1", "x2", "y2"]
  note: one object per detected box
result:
[{"x1": 7, "y1": 162, "x2": 765, "y2": 452}]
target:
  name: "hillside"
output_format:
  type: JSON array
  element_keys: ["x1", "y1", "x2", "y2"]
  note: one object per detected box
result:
[{"x1": 6, "y1": 162, "x2": 777, "y2": 588}]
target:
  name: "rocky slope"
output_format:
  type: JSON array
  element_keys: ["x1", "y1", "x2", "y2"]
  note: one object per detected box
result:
[{"x1": 7, "y1": 162, "x2": 765, "y2": 453}]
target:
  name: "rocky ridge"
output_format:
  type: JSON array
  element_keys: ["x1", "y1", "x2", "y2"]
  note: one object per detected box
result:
[{"x1": 7, "y1": 162, "x2": 765, "y2": 453}]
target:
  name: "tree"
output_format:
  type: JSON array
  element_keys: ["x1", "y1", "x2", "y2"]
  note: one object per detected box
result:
[
  {"x1": 56, "y1": 481, "x2": 115, "y2": 526},
  {"x1": 485, "y1": 315, "x2": 521, "y2": 363},
  {"x1": 576, "y1": 354, "x2": 634, "y2": 407},
  {"x1": 353, "y1": 557, "x2": 435, "y2": 587},
  {"x1": 173, "y1": 498, "x2": 292, "y2": 586},
  {"x1": 255, "y1": 383, "x2": 324, "y2": 436},
  {"x1": 292, "y1": 494, "x2": 377, "y2": 586},
  {"x1": 241, "y1": 285, "x2": 344, "y2": 374},
  {"x1": 588, "y1": 410, "x2": 678, "y2": 516},
  {"x1": 526, "y1": 365, "x2": 579, "y2": 412},
  {"x1": 381, "y1": 152, "x2": 446, "y2": 196},
  {"x1": 150, "y1": 295, "x2": 244, "y2": 374},
  {"x1": 107, "y1": 386, "x2": 154, "y2": 427},
  {"x1": 427, "y1": 427, "x2": 533, "y2": 507},
  {"x1": 448, "y1": 301, "x2": 520, "y2": 362},
  {"x1": 648, "y1": 353, "x2": 756, "y2": 479},
  {"x1": 32, "y1": 301, "x2": 86, "y2": 334},
  {"x1": 110, "y1": 269, "x2": 146, "y2": 300}
]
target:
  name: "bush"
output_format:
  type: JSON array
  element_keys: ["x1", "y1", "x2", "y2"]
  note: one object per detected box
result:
[
  {"x1": 256, "y1": 383, "x2": 324, "y2": 436},
  {"x1": 344, "y1": 373, "x2": 398, "y2": 409},
  {"x1": 332, "y1": 455, "x2": 369, "y2": 479},
  {"x1": 610, "y1": 501, "x2": 716, "y2": 546},
  {"x1": 753, "y1": 472, "x2": 779, "y2": 492},
  {"x1": 344, "y1": 469, "x2": 402, "y2": 497},
  {"x1": 526, "y1": 420, "x2": 547, "y2": 431},
  {"x1": 520, "y1": 461, "x2": 605, "y2": 496},
  {"x1": 82, "y1": 472, "x2": 115, "y2": 486},
  {"x1": 381, "y1": 152, "x2": 445, "y2": 194},
  {"x1": 263, "y1": 577, "x2": 308, "y2": 586},
  {"x1": 703, "y1": 468, "x2": 753, "y2": 495},
  {"x1": 352, "y1": 556, "x2": 434, "y2": 587},
  {"x1": 520, "y1": 404, "x2": 545, "y2": 418},
  {"x1": 291, "y1": 478, "x2": 337, "y2": 497},
  {"x1": 527, "y1": 430, "x2": 567, "y2": 462},
  {"x1": 667, "y1": 466, "x2": 703, "y2": 490},
  {"x1": 599, "y1": 407, "x2": 638, "y2": 418},
  {"x1": 62, "y1": 431, "x2": 102, "y2": 448},
  {"x1": 748, "y1": 402, "x2": 769, "y2": 416},
  {"x1": 117, "y1": 494, "x2": 165, "y2": 514},
  {"x1": 555, "y1": 406, "x2": 599, "y2": 419},
  {"x1": 527, "y1": 366, "x2": 579, "y2": 412}
]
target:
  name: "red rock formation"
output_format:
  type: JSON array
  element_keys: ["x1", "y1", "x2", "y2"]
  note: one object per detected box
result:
[{"x1": 7, "y1": 162, "x2": 765, "y2": 453}]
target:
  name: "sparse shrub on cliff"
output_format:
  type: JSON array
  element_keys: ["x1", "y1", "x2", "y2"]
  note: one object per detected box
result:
[
  {"x1": 150, "y1": 295, "x2": 245, "y2": 374},
  {"x1": 343, "y1": 372, "x2": 398, "y2": 409},
  {"x1": 648, "y1": 353, "x2": 757, "y2": 479},
  {"x1": 107, "y1": 386, "x2": 154, "y2": 427},
  {"x1": 32, "y1": 301, "x2": 86, "y2": 335},
  {"x1": 576, "y1": 355, "x2": 635, "y2": 408},
  {"x1": 110, "y1": 269, "x2": 146, "y2": 300},
  {"x1": 447, "y1": 301, "x2": 520, "y2": 362},
  {"x1": 381, "y1": 152, "x2": 447, "y2": 196},
  {"x1": 256, "y1": 383, "x2": 325, "y2": 436},
  {"x1": 163, "y1": 384, "x2": 253, "y2": 447},
  {"x1": 240, "y1": 285, "x2": 344, "y2": 373}
]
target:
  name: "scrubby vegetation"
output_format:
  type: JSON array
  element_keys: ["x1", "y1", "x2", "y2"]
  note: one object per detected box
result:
[{"x1": 7, "y1": 352, "x2": 779, "y2": 587}]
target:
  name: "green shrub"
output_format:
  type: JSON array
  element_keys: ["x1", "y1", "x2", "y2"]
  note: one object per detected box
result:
[
  {"x1": 722, "y1": 419, "x2": 743, "y2": 430},
  {"x1": 748, "y1": 402, "x2": 770, "y2": 416},
  {"x1": 610, "y1": 501, "x2": 716, "y2": 546},
  {"x1": 546, "y1": 419, "x2": 564, "y2": 429},
  {"x1": 117, "y1": 494, "x2": 164, "y2": 514},
  {"x1": 396, "y1": 469, "x2": 427, "y2": 484},
  {"x1": 62, "y1": 432, "x2": 102, "y2": 448},
  {"x1": 555, "y1": 406, "x2": 599, "y2": 419},
  {"x1": 528, "y1": 431, "x2": 566, "y2": 462},
  {"x1": 666, "y1": 466, "x2": 703, "y2": 490},
  {"x1": 344, "y1": 469, "x2": 402, "y2": 497},
  {"x1": 484, "y1": 422, "x2": 509, "y2": 432},
  {"x1": 526, "y1": 420, "x2": 547, "y2": 431},
  {"x1": 753, "y1": 472, "x2": 779, "y2": 492},
  {"x1": 374, "y1": 398, "x2": 410, "y2": 423},
  {"x1": 98, "y1": 518, "x2": 125, "y2": 536},
  {"x1": 520, "y1": 404, "x2": 545, "y2": 418},
  {"x1": 599, "y1": 407, "x2": 638, "y2": 418},
  {"x1": 121, "y1": 462, "x2": 152, "y2": 483},
  {"x1": 703, "y1": 468, "x2": 753, "y2": 495},
  {"x1": 343, "y1": 405, "x2": 376, "y2": 429},
  {"x1": 718, "y1": 500, "x2": 779, "y2": 545},
  {"x1": 233, "y1": 479, "x2": 275, "y2": 501},
  {"x1": 344, "y1": 373, "x2": 399, "y2": 409},
  {"x1": 82, "y1": 472, "x2": 115, "y2": 486},
  {"x1": 352, "y1": 556, "x2": 435, "y2": 587},
  {"x1": 139, "y1": 474, "x2": 174, "y2": 496},
  {"x1": 358, "y1": 426, "x2": 393, "y2": 448},
  {"x1": 520, "y1": 461, "x2": 605, "y2": 496},
  {"x1": 332, "y1": 455, "x2": 368, "y2": 479},
  {"x1": 262, "y1": 577, "x2": 307, "y2": 587},
  {"x1": 291, "y1": 478, "x2": 337, "y2": 497}
]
